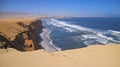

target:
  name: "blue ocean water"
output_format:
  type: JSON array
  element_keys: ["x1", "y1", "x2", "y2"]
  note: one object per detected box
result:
[{"x1": 42, "y1": 17, "x2": 120, "y2": 51}]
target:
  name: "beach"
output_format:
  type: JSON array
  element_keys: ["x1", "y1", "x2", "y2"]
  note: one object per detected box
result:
[
  {"x1": 42, "y1": 18, "x2": 120, "y2": 50},
  {"x1": 0, "y1": 18, "x2": 120, "y2": 67},
  {"x1": 40, "y1": 28, "x2": 61, "y2": 52},
  {"x1": 1, "y1": 0, "x2": 120, "y2": 67}
]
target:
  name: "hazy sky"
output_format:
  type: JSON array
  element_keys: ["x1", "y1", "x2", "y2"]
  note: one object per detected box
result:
[{"x1": 0, "y1": 0, "x2": 120, "y2": 17}]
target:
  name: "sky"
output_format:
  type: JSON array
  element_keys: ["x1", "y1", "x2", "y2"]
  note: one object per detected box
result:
[{"x1": 0, "y1": 0, "x2": 120, "y2": 17}]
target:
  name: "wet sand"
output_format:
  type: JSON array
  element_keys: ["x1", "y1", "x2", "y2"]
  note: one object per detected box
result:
[{"x1": 40, "y1": 28, "x2": 60, "y2": 52}]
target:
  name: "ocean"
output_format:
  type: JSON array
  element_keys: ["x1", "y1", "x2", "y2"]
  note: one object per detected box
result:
[{"x1": 41, "y1": 17, "x2": 120, "y2": 51}]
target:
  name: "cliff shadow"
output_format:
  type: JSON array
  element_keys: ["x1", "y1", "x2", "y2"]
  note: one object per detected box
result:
[
  {"x1": 13, "y1": 32, "x2": 25, "y2": 51},
  {"x1": 13, "y1": 20, "x2": 43, "y2": 51},
  {"x1": 0, "y1": 33, "x2": 13, "y2": 49}
]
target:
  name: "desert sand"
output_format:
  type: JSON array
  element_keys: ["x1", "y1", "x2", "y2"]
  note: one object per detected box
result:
[
  {"x1": 0, "y1": 18, "x2": 120, "y2": 67},
  {"x1": 0, "y1": 44, "x2": 120, "y2": 67}
]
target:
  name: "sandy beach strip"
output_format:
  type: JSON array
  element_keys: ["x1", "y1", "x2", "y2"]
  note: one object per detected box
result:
[
  {"x1": 40, "y1": 28, "x2": 61, "y2": 52},
  {"x1": 0, "y1": 18, "x2": 120, "y2": 67}
]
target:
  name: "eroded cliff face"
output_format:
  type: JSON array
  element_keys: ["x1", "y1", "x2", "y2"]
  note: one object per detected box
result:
[
  {"x1": 0, "y1": 19, "x2": 43, "y2": 51},
  {"x1": 30, "y1": 20, "x2": 43, "y2": 50}
]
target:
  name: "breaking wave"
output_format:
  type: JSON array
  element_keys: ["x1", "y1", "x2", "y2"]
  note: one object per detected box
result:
[{"x1": 44, "y1": 18, "x2": 120, "y2": 45}]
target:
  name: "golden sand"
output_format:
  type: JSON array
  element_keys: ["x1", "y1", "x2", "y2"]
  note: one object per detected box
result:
[
  {"x1": 0, "y1": 18, "x2": 120, "y2": 67},
  {"x1": 0, "y1": 44, "x2": 120, "y2": 67}
]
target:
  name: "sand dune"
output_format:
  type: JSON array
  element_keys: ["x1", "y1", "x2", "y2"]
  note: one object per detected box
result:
[{"x1": 0, "y1": 44, "x2": 120, "y2": 67}]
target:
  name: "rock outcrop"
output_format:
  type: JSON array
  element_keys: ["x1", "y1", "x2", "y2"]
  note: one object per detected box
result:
[{"x1": 0, "y1": 19, "x2": 43, "y2": 51}]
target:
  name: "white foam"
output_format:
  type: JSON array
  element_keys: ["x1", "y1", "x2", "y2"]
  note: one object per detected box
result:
[
  {"x1": 64, "y1": 27, "x2": 76, "y2": 32},
  {"x1": 40, "y1": 28, "x2": 61, "y2": 52},
  {"x1": 49, "y1": 40, "x2": 62, "y2": 51},
  {"x1": 82, "y1": 34, "x2": 97, "y2": 39},
  {"x1": 108, "y1": 30, "x2": 120, "y2": 34},
  {"x1": 49, "y1": 19, "x2": 109, "y2": 34},
  {"x1": 49, "y1": 19, "x2": 93, "y2": 32},
  {"x1": 81, "y1": 33, "x2": 120, "y2": 45},
  {"x1": 45, "y1": 18, "x2": 120, "y2": 46},
  {"x1": 108, "y1": 30, "x2": 120, "y2": 38},
  {"x1": 47, "y1": 30, "x2": 62, "y2": 51},
  {"x1": 97, "y1": 33, "x2": 113, "y2": 40},
  {"x1": 82, "y1": 34, "x2": 108, "y2": 45}
]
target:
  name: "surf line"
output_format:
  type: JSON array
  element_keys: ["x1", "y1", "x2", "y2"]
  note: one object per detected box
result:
[{"x1": 40, "y1": 28, "x2": 61, "y2": 52}]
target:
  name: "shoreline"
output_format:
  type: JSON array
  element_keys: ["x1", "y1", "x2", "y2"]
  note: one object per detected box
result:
[
  {"x1": 0, "y1": 18, "x2": 120, "y2": 67},
  {"x1": 40, "y1": 28, "x2": 61, "y2": 52}
]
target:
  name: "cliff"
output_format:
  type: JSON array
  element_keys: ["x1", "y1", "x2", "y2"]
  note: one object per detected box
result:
[
  {"x1": 30, "y1": 20, "x2": 43, "y2": 50},
  {"x1": 0, "y1": 18, "x2": 43, "y2": 51},
  {"x1": 0, "y1": 18, "x2": 120, "y2": 67}
]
